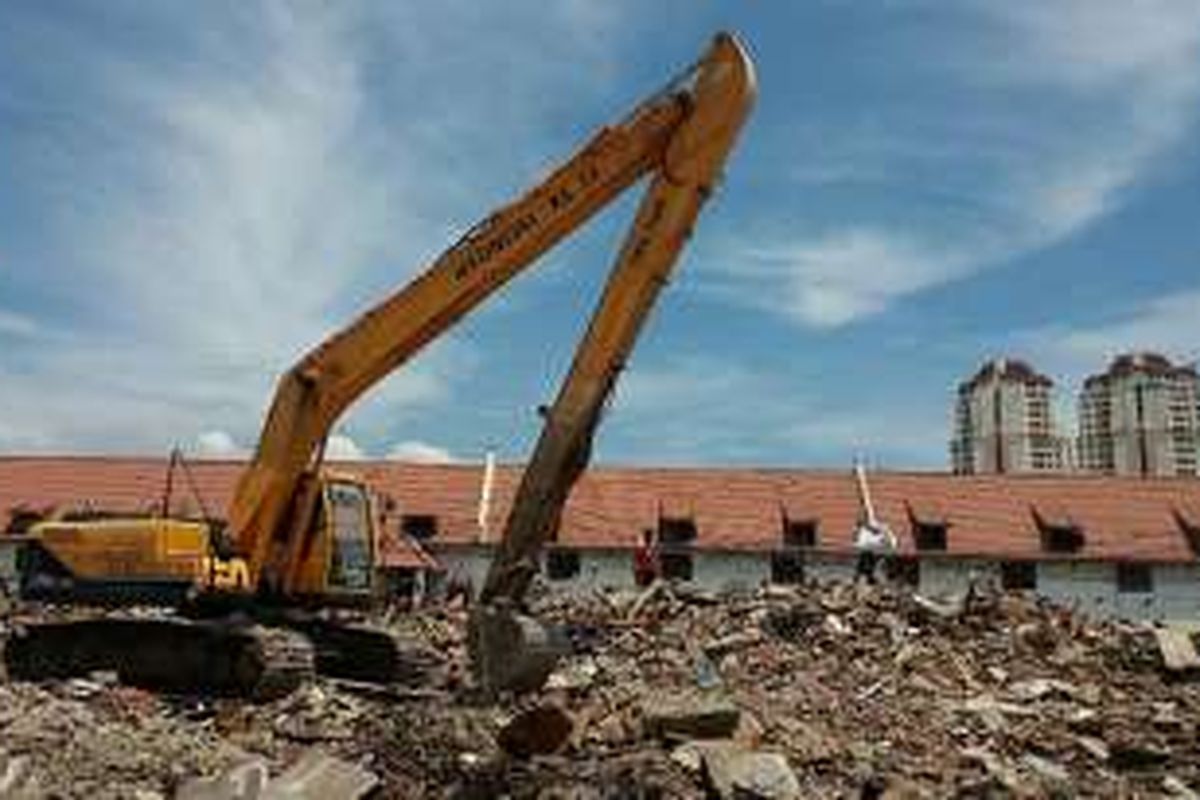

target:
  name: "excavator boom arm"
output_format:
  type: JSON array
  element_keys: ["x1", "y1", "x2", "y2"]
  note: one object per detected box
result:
[
  {"x1": 228, "y1": 89, "x2": 689, "y2": 583},
  {"x1": 482, "y1": 34, "x2": 756, "y2": 602},
  {"x1": 227, "y1": 33, "x2": 754, "y2": 596}
]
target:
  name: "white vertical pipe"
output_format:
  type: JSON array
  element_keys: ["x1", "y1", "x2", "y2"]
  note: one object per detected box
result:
[{"x1": 477, "y1": 450, "x2": 496, "y2": 543}]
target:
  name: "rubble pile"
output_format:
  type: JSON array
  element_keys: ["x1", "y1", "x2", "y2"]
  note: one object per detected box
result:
[{"x1": 3, "y1": 581, "x2": 1200, "y2": 798}]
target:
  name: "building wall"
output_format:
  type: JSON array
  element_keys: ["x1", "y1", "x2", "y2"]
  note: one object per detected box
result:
[
  {"x1": 0, "y1": 539, "x2": 20, "y2": 594},
  {"x1": 1151, "y1": 563, "x2": 1200, "y2": 622},
  {"x1": 1037, "y1": 561, "x2": 1115, "y2": 614},
  {"x1": 432, "y1": 546, "x2": 493, "y2": 592},
  {"x1": 568, "y1": 550, "x2": 634, "y2": 589},
  {"x1": 917, "y1": 557, "x2": 998, "y2": 596},
  {"x1": 432, "y1": 545, "x2": 638, "y2": 593},
  {"x1": 693, "y1": 550, "x2": 770, "y2": 591},
  {"x1": 429, "y1": 543, "x2": 1200, "y2": 623}
]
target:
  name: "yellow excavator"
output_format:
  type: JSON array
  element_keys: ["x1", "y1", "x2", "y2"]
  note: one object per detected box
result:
[{"x1": 3, "y1": 32, "x2": 755, "y2": 697}]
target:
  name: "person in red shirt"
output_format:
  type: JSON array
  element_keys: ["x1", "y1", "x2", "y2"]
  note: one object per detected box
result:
[{"x1": 633, "y1": 528, "x2": 660, "y2": 587}]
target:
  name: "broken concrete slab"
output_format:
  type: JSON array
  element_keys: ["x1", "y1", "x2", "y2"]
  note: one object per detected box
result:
[
  {"x1": 1021, "y1": 753, "x2": 1071, "y2": 791},
  {"x1": 642, "y1": 693, "x2": 741, "y2": 740},
  {"x1": 0, "y1": 751, "x2": 40, "y2": 800},
  {"x1": 699, "y1": 743, "x2": 801, "y2": 800},
  {"x1": 1155, "y1": 628, "x2": 1200, "y2": 673},
  {"x1": 1075, "y1": 735, "x2": 1110, "y2": 762},
  {"x1": 1006, "y1": 677, "x2": 1080, "y2": 703},
  {"x1": 177, "y1": 752, "x2": 377, "y2": 800},
  {"x1": 1163, "y1": 775, "x2": 1200, "y2": 799},
  {"x1": 267, "y1": 750, "x2": 378, "y2": 800},
  {"x1": 176, "y1": 760, "x2": 269, "y2": 800},
  {"x1": 543, "y1": 657, "x2": 598, "y2": 692}
]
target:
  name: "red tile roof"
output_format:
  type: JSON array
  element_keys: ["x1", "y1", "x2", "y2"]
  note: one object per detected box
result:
[{"x1": 1, "y1": 456, "x2": 1199, "y2": 563}]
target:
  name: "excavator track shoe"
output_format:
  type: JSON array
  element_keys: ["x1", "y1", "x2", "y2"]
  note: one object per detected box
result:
[{"x1": 3, "y1": 618, "x2": 315, "y2": 700}]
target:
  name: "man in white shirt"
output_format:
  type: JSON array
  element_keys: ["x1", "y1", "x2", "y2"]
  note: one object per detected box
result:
[{"x1": 853, "y1": 515, "x2": 897, "y2": 585}]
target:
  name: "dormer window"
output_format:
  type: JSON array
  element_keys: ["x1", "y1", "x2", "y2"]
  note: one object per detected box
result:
[
  {"x1": 914, "y1": 522, "x2": 948, "y2": 551},
  {"x1": 1033, "y1": 506, "x2": 1084, "y2": 554},
  {"x1": 658, "y1": 516, "x2": 697, "y2": 544},
  {"x1": 1043, "y1": 527, "x2": 1083, "y2": 553},
  {"x1": 401, "y1": 514, "x2": 438, "y2": 540},
  {"x1": 907, "y1": 502, "x2": 948, "y2": 552},
  {"x1": 781, "y1": 514, "x2": 818, "y2": 548}
]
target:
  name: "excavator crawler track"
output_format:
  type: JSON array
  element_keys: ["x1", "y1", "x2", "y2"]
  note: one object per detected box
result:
[
  {"x1": 289, "y1": 618, "x2": 441, "y2": 685},
  {"x1": 3, "y1": 617, "x2": 315, "y2": 701}
]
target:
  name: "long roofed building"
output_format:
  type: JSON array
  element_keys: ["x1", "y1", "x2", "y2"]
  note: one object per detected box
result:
[{"x1": 3, "y1": 455, "x2": 1200, "y2": 621}]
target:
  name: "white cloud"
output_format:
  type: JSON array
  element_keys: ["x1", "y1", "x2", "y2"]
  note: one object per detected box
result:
[
  {"x1": 974, "y1": 0, "x2": 1200, "y2": 90},
  {"x1": 714, "y1": 0, "x2": 1200, "y2": 328},
  {"x1": 2, "y1": 5, "x2": 609, "y2": 453},
  {"x1": 0, "y1": 309, "x2": 37, "y2": 338},
  {"x1": 194, "y1": 430, "x2": 245, "y2": 458},
  {"x1": 729, "y1": 230, "x2": 961, "y2": 328},
  {"x1": 1017, "y1": 289, "x2": 1200, "y2": 383},
  {"x1": 326, "y1": 434, "x2": 366, "y2": 461},
  {"x1": 386, "y1": 440, "x2": 455, "y2": 464}
]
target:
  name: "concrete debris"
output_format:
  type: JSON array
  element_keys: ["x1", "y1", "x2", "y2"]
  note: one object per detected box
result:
[
  {"x1": 496, "y1": 702, "x2": 574, "y2": 759},
  {"x1": 543, "y1": 656, "x2": 598, "y2": 691},
  {"x1": 2, "y1": 581, "x2": 1200, "y2": 797},
  {"x1": 1075, "y1": 734, "x2": 1110, "y2": 761},
  {"x1": 1021, "y1": 752, "x2": 1071, "y2": 790},
  {"x1": 0, "y1": 751, "x2": 40, "y2": 800},
  {"x1": 266, "y1": 750, "x2": 377, "y2": 800},
  {"x1": 177, "y1": 751, "x2": 377, "y2": 800},
  {"x1": 1164, "y1": 775, "x2": 1200, "y2": 799},
  {"x1": 911, "y1": 592, "x2": 966, "y2": 619},
  {"x1": 1155, "y1": 627, "x2": 1200, "y2": 672},
  {"x1": 175, "y1": 760, "x2": 268, "y2": 800},
  {"x1": 959, "y1": 746, "x2": 1027, "y2": 794},
  {"x1": 1006, "y1": 676, "x2": 1080, "y2": 702},
  {"x1": 703, "y1": 630, "x2": 764, "y2": 658},
  {"x1": 642, "y1": 693, "x2": 742, "y2": 740},
  {"x1": 669, "y1": 741, "x2": 705, "y2": 773},
  {"x1": 699, "y1": 742, "x2": 802, "y2": 800}
]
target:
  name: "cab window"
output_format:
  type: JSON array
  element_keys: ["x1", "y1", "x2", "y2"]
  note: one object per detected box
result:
[{"x1": 326, "y1": 483, "x2": 371, "y2": 590}]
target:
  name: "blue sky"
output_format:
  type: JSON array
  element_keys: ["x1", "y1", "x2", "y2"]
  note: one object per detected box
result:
[{"x1": 1, "y1": 1, "x2": 1198, "y2": 468}]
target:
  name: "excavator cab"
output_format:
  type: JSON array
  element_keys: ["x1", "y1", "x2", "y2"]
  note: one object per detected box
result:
[
  {"x1": 323, "y1": 480, "x2": 374, "y2": 593},
  {"x1": 282, "y1": 476, "x2": 378, "y2": 602}
]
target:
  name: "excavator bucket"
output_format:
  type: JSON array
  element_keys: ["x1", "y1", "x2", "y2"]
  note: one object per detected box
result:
[{"x1": 467, "y1": 602, "x2": 568, "y2": 695}]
